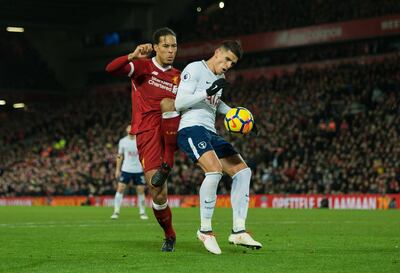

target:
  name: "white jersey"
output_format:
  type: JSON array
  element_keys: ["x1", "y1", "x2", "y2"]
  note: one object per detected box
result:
[
  {"x1": 118, "y1": 136, "x2": 143, "y2": 173},
  {"x1": 175, "y1": 60, "x2": 231, "y2": 133}
]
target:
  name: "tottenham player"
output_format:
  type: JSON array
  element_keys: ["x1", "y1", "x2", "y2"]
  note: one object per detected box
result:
[
  {"x1": 106, "y1": 28, "x2": 180, "y2": 252},
  {"x1": 111, "y1": 125, "x2": 148, "y2": 220},
  {"x1": 175, "y1": 40, "x2": 262, "y2": 255}
]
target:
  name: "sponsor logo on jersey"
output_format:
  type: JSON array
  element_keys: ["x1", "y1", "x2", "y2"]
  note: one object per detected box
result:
[
  {"x1": 148, "y1": 76, "x2": 174, "y2": 93},
  {"x1": 151, "y1": 71, "x2": 159, "y2": 76}
]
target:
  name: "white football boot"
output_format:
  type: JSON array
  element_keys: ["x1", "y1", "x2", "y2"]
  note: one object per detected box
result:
[
  {"x1": 197, "y1": 230, "x2": 222, "y2": 255},
  {"x1": 228, "y1": 231, "x2": 262, "y2": 249},
  {"x1": 140, "y1": 213, "x2": 149, "y2": 220},
  {"x1": 110, "y1": 212, "x2": 119, "y2": 220}
]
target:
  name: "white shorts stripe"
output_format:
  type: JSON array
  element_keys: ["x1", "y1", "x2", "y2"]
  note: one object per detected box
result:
[{"x1": 188, "y1": 137, "x2": 200, "y2": 159}]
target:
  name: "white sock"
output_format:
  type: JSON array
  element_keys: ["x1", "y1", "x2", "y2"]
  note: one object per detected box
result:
[
  {"x1": 114, "y1": 192, "x2": 123, "y2": 213},
  {"x1": 231, "y1": 168, "x2": 251, "y2": 232},
  {"x1": 200, "y1": 172, "x2": 222, "y2": 232},
  {"x1": 152, "y1": 200, "x2": 168, "y2": 210},
  {"x1": 137, "y1": 193, "x2": 145, "y2": 214}
]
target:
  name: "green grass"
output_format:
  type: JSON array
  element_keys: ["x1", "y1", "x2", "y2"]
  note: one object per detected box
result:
[{"x1": 0, "y1": 207, "x2": 399, "y2": 273}]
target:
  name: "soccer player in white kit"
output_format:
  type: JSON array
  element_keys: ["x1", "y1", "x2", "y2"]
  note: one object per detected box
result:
[
  {"x1": 175, "y1": 40, "x2": 262, "y2": 255},
  {"x1": 111, "y1": 125, "x2": 148, "y2": 220}
]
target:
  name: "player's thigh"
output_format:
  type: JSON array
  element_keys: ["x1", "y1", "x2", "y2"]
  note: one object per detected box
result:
[
  {"x1": 209, "y1": 132, "x2": 244, "y2": 176},
  {"x1": 197, "y1": 150, "x2": 223, "y2": 173},
  {"x1": 136, "y1": 128, "x2": 163, "y2": 173},
  {"x1": 136, "y1": 185, "x2": 146, "y2": 194},
  {"x1": 220, "y1": 154, "x2": 248, "y2": 177},
  {"x1": 118, "y1": 172, "x2": 133, "y2": 186},
  {"x1": 178, "y1": 126, "x2": 214, "y2": 161},
  {"x1": 117, "y1": 182, "x2": 126, "y2": 192}
]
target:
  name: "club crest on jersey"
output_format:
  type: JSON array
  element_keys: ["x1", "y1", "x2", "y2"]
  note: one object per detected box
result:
[
  {"x1": 182, "y1": 72, "x2": 191, "y2": 81},
  {"x1": 172, "y1": 75, "x2": 179, "y2": 85},
  {"x1": 198, "y1": 141, "x2": 207, "y2": 149}
]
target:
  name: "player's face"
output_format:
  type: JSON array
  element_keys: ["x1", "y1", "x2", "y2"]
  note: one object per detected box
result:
[
  {"x1": 154, "y1": 35, "x2": 177, "y2": 67},
  {"x1": 126, "y1": 125, "x2": 131, "y2": 134},
  {"x1": 214, "y1": 48, "x2": 238, "y2": 75}
]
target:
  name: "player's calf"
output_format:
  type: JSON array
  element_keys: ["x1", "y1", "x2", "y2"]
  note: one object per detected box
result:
[{"x1": 151, "y1": 163, "x2": 171, "y2": 187}]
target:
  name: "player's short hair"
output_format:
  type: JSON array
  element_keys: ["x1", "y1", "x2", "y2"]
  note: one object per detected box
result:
[
  {"x1": 152, "y1": 27, "x2": 177, "y2": 44},
  {"x1": 220, "y1": 40, "x2": 243, "y2": 60}
]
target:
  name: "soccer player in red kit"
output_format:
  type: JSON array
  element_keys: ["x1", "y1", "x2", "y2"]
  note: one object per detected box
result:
[{"x1": 105, "y1": 27, "x2": 180, "y2": 252}]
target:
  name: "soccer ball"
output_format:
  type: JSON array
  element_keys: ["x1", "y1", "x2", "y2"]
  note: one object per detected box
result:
[{"x1": 224, "y1": 107, "x2": 254, "y2": 134}]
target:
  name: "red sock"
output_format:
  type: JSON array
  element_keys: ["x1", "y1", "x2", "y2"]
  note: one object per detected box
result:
[
  {"x1": 153, "y1": 206, "x2": 176, "y2": 239},
  {"x1": 161, "y1": 113, "x2": 180, "y2": 168}
]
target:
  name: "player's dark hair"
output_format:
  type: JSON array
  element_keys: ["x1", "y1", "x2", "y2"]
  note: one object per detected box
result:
[
  {"x1": 220, "y1": 40, "x2": 243, "y2": 60},
  {"x1": 152, "y1": 27, "x2": 177, "y2": 44}
]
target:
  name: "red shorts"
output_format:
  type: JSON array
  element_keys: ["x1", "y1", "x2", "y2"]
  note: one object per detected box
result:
[{"x1": 136, "y1": 127, "x2": 163, "y2": 173}]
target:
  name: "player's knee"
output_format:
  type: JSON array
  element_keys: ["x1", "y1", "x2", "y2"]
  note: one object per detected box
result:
[
  {"x1": 117, "y1": 183, "x2": 126, "y2": 192},
  {"x1": 148, "y1": 184, "x2": 167, "y2": 203},
  {"x1": 153, "y1": 192, "x2": 167, "y2": 204},
  {"x1": 198, "y1": 161, "x2": 223, "y2": 173},
  {"x1": 160, "y1": 98, "x2": 176, "y2": 113},
  {"x1": 203, "y1": 164, "x2": 223, "y2": 174},
  {"x1": 136, "y1": 185, "x2": 145, "y2": 194},
  {"x1": 228, "y1": 162, "x2": 248, "y2": 177}
]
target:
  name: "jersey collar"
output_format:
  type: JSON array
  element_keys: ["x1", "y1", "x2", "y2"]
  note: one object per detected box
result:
[{"x1": 152, "y1": 57, "x2": 172, "y2": 72}]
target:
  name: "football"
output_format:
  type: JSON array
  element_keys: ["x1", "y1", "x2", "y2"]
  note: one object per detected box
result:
[{"x1": 224, "y1": 107, "x2": 254, "y2": 134}]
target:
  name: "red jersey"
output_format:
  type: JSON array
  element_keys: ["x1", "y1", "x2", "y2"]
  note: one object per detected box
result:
[{"x1": 106, "y1": 56, "x2": 181, "y2": 134}]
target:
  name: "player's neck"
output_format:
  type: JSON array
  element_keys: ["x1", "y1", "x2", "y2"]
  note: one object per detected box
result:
[
  {"x1": 206, "y1": 58, "x2": 217, "y2": 75},
  {"x1": 155, "y1": 56, "x2": 169, "y2": 68},
  {"x1": 127, "y1": 134, "x2": 135, "y2": 140}
]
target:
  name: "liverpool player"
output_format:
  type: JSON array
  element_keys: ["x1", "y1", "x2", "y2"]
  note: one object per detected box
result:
[{"x1": 105, "y1": 27, "x2": 180, "y2": 252}]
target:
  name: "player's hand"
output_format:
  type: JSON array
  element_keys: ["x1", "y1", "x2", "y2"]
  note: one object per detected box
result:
[
  {"x1": 206, "y1": 78, "x2": 229, "y2": 96},
  {"x1": 128, "y1": 43, "x2": 153, "y2": 60}
]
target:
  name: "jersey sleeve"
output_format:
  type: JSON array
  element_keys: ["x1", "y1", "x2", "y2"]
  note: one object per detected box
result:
[
  {"x1": 105, "y1": 55, "x2": 133, "y2": 77},
  {"x1": 106, "y1": 57, "x2": 149, "y2": 78},
  {"x1": 217, "y1": 100, "x2": 231, "y2": 115},
  {"x1": 175, "y1": 63, "x2": 208, "y2": 111}
]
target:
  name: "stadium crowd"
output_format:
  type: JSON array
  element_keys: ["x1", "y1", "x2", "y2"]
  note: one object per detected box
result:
[
  {"x1": 236, "y1": 36, "x2": 400, "y2": 70},
  {"x1": 0, "y1": 31, "x2": 60, "y2": 90},
  {"x1": 171, "y1": 0, "x2": 400, "y2": 42},
  {"x1": 1, "y1": 55, "x2": 399, "y2": 197}
]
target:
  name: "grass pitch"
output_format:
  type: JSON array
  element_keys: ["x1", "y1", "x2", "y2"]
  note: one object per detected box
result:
[{"x1": 0, "y1": 206, "x2": 399, "y2": 273}]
